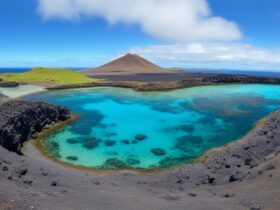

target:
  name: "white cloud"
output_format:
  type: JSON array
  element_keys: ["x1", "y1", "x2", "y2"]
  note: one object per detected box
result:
[
  {"x1": 37, "y1": 0, "x2": 242, "y2": 42},
  {"x1": 127, "y1": 43, "x2": 280, "y2": 70}
]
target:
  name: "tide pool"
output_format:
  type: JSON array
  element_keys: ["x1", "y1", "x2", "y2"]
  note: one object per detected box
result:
[
  {"x1": 0, "y1": 85, "x2": 46, "y2": 98},
  {"x1": 23, "y1": 84, "x2": 280, "y2": 170}
]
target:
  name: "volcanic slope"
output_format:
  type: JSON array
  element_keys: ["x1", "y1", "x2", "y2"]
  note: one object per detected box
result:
[{"x1": 84, "y1": 54, "x2": 171, "y2": 75}]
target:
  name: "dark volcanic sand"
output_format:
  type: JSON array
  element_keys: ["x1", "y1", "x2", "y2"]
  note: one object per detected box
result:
[
  {"x1": 1, "y1": 106, "x2": 280, "y2": 209},
  {"x1": 91, "y1": 72, "x2": 214, "y2": 82},
  {"x1": 90, "y1": 72, "x2": 280, "y2": 83},
  {"x1": 0, "y1": 93, "x2": 9, "y2": 105}
]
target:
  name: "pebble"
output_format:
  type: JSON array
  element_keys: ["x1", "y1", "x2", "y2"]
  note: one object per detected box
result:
[
  {"x1": 16, "y1": 168, "x2": 28, "y2": 176},
  {"x1": 223, "y1": 193, "x2": 235, "y2": 198},
  {"x1": 23, "y1": 180, "x2": 33, "y2": 186},
  {"x1": 51, "y1": 181, "x2": 57, "y2": 186},
  {"x1": 188, "y1": 192, "x2": 197, "y2": 197},
  {"x1": 160, "y1": 194, "x2": 180, "y2": 201},
  {"x1": 250, "y1": 204, "x2": 261, "y2": 210}
]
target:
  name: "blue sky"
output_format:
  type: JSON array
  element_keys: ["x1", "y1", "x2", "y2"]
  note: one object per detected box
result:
[{"x1": 1, "y1": 0, "x2": 280, "y2": 70}]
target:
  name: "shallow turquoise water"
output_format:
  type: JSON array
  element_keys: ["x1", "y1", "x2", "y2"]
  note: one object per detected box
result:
[{"x1": 23, "y1": 84, "x2": 280, "y2": 170}]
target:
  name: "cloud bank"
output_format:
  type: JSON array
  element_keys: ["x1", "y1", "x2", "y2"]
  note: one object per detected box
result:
[
  {"x1": 127, "y1": 43, "x2": 280, "y2": 70},
  {"x1": 37, "y1": 0, "x2": 242, "y2": 42}
]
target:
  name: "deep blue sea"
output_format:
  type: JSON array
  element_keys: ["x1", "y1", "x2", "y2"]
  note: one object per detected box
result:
[
  {"x1": 0, "y1": 68, "x2": 88, "y2": 73},
  {"x1": 0, "y1": 68, "x2": 32, "y2": 73}
]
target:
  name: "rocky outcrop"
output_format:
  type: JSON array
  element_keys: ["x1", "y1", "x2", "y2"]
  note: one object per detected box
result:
[
  {"x1": 0, "y1": 100, "x2": 70, "y2": 154},
  {"x1": 202, "y1": 74, "x2": 280, "y2": 84},
  {"x1": 48, "y1": 73, "x2": 280, "y2": 92},
  {"x1": 173, "y1": 110, "x2": 280, "y2": 185},
  {"x1": 0, "y1": 81, "x2": 19, "y2": 87},
  {"x1": 0, "y1": 93, "x2": 9, "y2": 105}
]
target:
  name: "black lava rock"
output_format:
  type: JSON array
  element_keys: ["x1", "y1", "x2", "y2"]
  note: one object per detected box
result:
[
  {"x1": 229, "y1": 175, "x2": 238, "y2": 183},
  {"x1": 0, "y1": 100, "x2": 70, "y2": 154},
  {"x1": 51, "y1": 181, "x2": 57, "y2": 186},
  {"x1": 16, "y1": 168, "x2": 28, "y2": 176},
  {"x1": 0, "y1": 82, "x2": 19, "y2": 88}
]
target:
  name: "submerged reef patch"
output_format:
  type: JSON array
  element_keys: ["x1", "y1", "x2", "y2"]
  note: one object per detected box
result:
[
  {"x1": 101, "y1": 158, "x2": 128, "y2": 170},
  {"x1": 104, "y1": 140, "x2": 116, "y2": 147},
  {"x1": 135, "y1": 134, "x2": 148, "y2": 141},
  {"x1": 150, "y1": 148, "x2": 167, "y2": 156},
  {"x1": 71, "y1": 110, "x2": 105, "y2": 135},
  {"x1": 66, "y1": 156, "x2": 78, "y2": 161},
  {"x1": 82, "y1": 137, "x2": 101, "y2": 150}
]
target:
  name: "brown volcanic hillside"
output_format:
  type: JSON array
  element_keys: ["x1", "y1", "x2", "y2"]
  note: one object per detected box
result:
[{"x1": 84, "y1": 54, "x2": 170, "y2": 75}]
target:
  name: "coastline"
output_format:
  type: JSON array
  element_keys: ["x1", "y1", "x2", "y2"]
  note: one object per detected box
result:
[
  {"x1": 21, "y1": 103, "x2": 276, "y2": 178},
  {"x1": 43, "y1": 72, "x2": 280, "y2": 92},
  {"x1": 8, "y1": 82, "x2": 280, "y2": 175},
  {"x1": 2, "y1": 107, "x2": 280, "y2": 210},
  {"x1": 1, "y1": 83, "x2": 280, "y2": 209}
]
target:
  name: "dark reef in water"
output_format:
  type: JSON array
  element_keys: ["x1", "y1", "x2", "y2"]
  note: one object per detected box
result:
[
  {"x1": 0, "y1": 100, "x2": 70, "y2": 154},
  {"x1": 82, "y1": 137, "x2": 101, "y2": 150},
  {"x1": 70, "y1": 110, "x2": 105, "y2": 135},
  {"x1": 102, "y1": 158, "x2": 128, "y2": 170},
  {"x1": 67, "y1": 156, "x2": 78, "y2": 161},
  {"x1": 150, "y1": 148, "x2": 167, "y2": 156},
  {"x1": 104, "y1": 140, "x2": 116, "y2": 147},
  {"x1": 135, "y1": 134, "x2": 148, "y2": 141}
]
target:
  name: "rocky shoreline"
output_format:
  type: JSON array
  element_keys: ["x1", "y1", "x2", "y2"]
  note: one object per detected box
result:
[
  {"x1": 0, "y1": 81, "x2": 19, "y2": 88},
  {"x1": 0, "y1": 77, "x2": 19, "y2": 87},
  {"x1": 48, "y1": 73, "x2": 280, "y2": 92},
  {"x1": 171, "y1": 110, "x2": 280, "y2": 185},
  {"x1": 0, "y1": 100, "x2": 70, "y2": 154},
  {"x1": 0, "y1": 93, "x2": 9, "y2": 105},
  {"x1": 0, "y1": 97, "x2": 280, "y2": 209}
]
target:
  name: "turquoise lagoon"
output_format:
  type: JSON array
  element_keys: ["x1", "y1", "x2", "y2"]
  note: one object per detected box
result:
[{"x1": 23, "y1": 84, "x2": 280, "y2": 170}]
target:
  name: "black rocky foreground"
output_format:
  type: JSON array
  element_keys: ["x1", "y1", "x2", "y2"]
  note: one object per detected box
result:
[
  {"x1": 0, "y1": 98, "x2": 280, "y2": 209},
  {"x1": 0, "y1": 110, "x2": 280, "y2": 209},
  {"x1": 0, "y1": 100, "x2": 70, "y2": 154},
  {"x1": 0, "y1": 93, "x2": 9, "y2": 105}
]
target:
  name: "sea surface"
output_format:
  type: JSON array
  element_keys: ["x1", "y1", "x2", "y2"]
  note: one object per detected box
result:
[
  {"x1": 23, "y1": 84, "x2": 280, "y2": 170},
  {"x1": 0, "y1": 67, "x2": 87, "y2": 73}
]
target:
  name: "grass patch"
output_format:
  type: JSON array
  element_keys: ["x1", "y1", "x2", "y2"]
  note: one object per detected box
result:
[{"x1": 0, "y1": 68, "x2": 96, "y2": 85}]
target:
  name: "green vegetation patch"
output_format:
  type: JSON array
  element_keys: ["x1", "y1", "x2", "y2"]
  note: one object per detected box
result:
[{"x1": 0, "y1": 68, "x2": 96, "y2": 85}]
